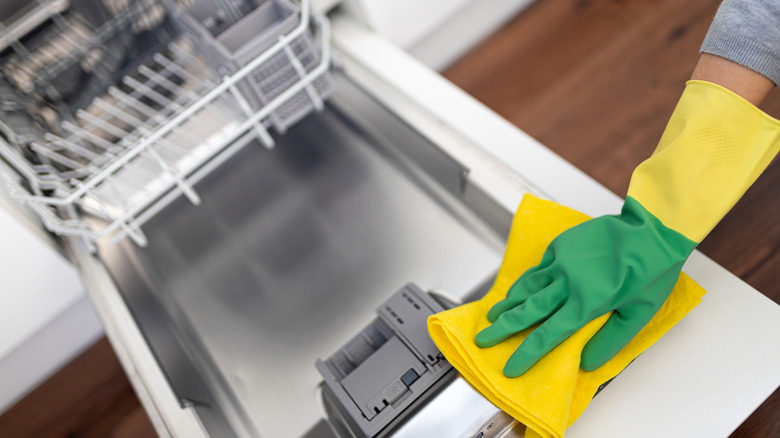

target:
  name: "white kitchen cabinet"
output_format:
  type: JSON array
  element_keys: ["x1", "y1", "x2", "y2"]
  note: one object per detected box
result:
[{"x1": 0, "y1": 186, "x2": 102, "y2": 413}]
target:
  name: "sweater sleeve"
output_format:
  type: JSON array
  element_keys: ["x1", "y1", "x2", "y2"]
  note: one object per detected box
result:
[{"x1": 701, "y1": 0, "x2": 780, "y2": 85}]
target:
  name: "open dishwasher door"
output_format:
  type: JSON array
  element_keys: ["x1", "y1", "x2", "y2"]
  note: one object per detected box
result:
[
  {"x1": 9, "y1": 3, "x2": 779, "y2": 438},
  {"x1": 89, "y1": 66, "x2": 517, "y2": 437}
]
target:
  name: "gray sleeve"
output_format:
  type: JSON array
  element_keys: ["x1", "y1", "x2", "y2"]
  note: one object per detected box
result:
[{"x1": 701, "y1": 0, "x2": 780, "y2": 85}]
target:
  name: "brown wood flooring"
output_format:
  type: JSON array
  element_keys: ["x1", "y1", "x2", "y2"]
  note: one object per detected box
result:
[
  {"x1": 0, "y1": 338, "x2": 156, "y2": 438},
  {"x1": 0, "y1": 0, "x2": 777, "y2": 436}
]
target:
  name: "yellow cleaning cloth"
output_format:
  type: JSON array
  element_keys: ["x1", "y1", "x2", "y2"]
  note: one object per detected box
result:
[{"x1": 428, "y1": 194, "x2": 706, "y2": 438}]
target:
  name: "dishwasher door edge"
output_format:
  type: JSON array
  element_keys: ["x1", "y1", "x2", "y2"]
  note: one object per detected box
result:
[{"x1": 67, "y1": 242, "x2": 209, "y2": 438}]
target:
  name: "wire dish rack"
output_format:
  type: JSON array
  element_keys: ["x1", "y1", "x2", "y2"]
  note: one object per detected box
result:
[{"x1": 0, "y1": 0, "x2": 332, "y2": 249}]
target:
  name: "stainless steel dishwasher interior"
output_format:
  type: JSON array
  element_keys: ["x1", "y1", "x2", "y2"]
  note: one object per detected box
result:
[{"x1": 95, "y1": 72, "x2": 509, "y2": 437}]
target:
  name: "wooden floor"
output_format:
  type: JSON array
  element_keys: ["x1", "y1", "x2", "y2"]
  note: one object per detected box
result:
[
  {"x1": 1, "y1": 0, "x2": 777, "y2": 436},
  {"x1": 0, "y1": 338, "x2": 156, "y2": 438}
]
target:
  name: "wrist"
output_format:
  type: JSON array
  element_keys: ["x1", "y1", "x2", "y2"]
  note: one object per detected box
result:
[{"x1": 691, "y1": 53, "x2": 774, "y2": 107}]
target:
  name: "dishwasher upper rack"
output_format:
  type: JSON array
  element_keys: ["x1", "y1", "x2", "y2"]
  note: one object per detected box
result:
[{"x1": 0, "y1": 0, "x2": 332, "y2": 249}]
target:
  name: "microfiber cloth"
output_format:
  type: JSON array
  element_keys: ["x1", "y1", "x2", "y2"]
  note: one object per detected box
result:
[{"x1": 427, "y1": 194, "x2": 706, "y2": 438}]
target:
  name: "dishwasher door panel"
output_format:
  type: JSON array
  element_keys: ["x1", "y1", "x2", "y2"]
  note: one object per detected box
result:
[{"x1": 95, "y1": 72, "x2": 507, "y2": 437}]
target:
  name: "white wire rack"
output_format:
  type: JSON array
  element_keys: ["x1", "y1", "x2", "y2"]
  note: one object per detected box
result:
[
  {"x1": 0, "y1": 0, "x2": 332, "y2": 248},
  {"x1": 171, "y1": 0, "x2": 332, "y2": 133}
]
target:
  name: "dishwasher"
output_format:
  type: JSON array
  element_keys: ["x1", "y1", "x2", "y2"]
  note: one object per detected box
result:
[{"x1": 2, "y1": 1, "x2": 779, "y2": 438}]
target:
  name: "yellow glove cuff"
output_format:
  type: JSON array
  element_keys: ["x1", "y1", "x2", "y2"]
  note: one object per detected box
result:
[{"x1": 627, "y1": 80, "x2": 780, "y2": 242}]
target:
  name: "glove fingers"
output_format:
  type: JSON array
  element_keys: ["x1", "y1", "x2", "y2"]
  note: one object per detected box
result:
[
  {"x1": 487, "y1": 267, "x2": 553, "y2": 323},
  {"x1": 580, "y1": 304, "x2": 659, "y2": 372},
  {"x1": 502, "y1": 300, "x2": 585, "y2": 377},
  {"x1": 475, "y1": 282, "x2": 566, "y2": 349}
]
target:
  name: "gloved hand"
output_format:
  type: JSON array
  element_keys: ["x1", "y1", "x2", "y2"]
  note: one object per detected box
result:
[
  {"x1": 477, "y1": 80, "x2": 780, "y2": 377},
  {"x1": 474, "y1": 197, "x2": 695, "y2": 377}
]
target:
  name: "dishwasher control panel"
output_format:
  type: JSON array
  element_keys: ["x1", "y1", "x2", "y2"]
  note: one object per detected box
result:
[{"x1": 316, "y1": 283, "x2": 456, "y2": 438}]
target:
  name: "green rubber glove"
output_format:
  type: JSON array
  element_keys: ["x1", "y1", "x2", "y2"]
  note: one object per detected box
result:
[
  {"x1": 475, "y1": 197, "x2": 696, "y2": 377},
  {"x1": 476, "y1": 80, "x2": 780, "y2": 377}
]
